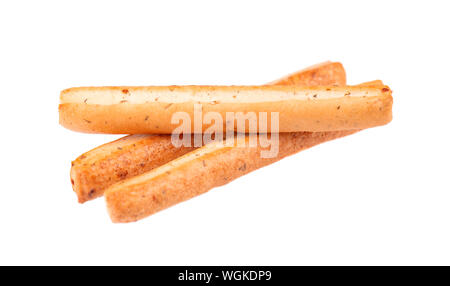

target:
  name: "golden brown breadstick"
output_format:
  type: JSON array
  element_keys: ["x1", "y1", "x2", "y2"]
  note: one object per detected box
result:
[
  {"x1": 105, "y1": 77, "x2": 389, "y2": 222},
  {"x1": 59, "y1": 85, "x2": 392, "y2": 134},
  {"x1": 71, "y1": 62, "x2": 348, "y2": 203},
  {"x1": 105, "y1": 130, "x2": 359, "y2": 223}
]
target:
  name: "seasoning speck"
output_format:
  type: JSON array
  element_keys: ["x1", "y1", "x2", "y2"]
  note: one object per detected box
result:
[{"x1": 118, "y1": 171, "x2": 128, "y2": 178}]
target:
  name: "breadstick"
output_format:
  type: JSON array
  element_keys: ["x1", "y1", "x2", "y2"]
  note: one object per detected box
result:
[
  {"x1": 105, "y1": 130, "x2": 359, "y2": 223},
  {"x1": 71, "y1": 62, "x2": 348, "y2": 203},
  {"x1": 59, "y1": 84, "x2": 392, "y2": 134}
]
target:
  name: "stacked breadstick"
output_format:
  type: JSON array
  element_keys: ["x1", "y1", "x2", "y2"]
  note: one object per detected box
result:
[{"x1": 59, "y1": 62, "x2": 393, "y2": 223}]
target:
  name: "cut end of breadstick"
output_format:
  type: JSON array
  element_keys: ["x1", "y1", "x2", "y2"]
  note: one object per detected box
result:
[
  {"x1": 68, "y1": 61, "x2": 348, "y2": 203},
  {"x1": 70, "y1": 134, "x2": 196, "y2": 203},
  {"x1": 268, "y1": 61, "x2": 346, "y2": 86},
  {"x1": 104, "y1": 130, "x2": 359, "y2": 223}
]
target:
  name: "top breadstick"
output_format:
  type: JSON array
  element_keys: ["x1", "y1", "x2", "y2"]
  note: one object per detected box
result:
[{"x1": 59, "y1": 84, "x2": 392, "y2": 134}]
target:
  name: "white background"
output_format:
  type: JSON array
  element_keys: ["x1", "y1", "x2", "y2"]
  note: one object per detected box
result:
[{"x1": 1, "y1": 0, "x2": 449, "y2": 266}]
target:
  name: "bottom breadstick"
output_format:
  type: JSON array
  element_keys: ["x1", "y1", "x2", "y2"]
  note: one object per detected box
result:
[{"x1": 105, "y1": 130, "x2": 358, "y2": 223}]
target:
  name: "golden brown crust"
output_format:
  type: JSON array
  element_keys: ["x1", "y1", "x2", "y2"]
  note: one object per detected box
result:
[
  {"x1": 59, "y1": 85, "x2": 392, "y2": 134},
  {"x1": 70, "y1": 62, "x2": 348, "y2": 203},
  {"x1": 105, "y1": 130, "x2": 359, "y2": 223}
]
